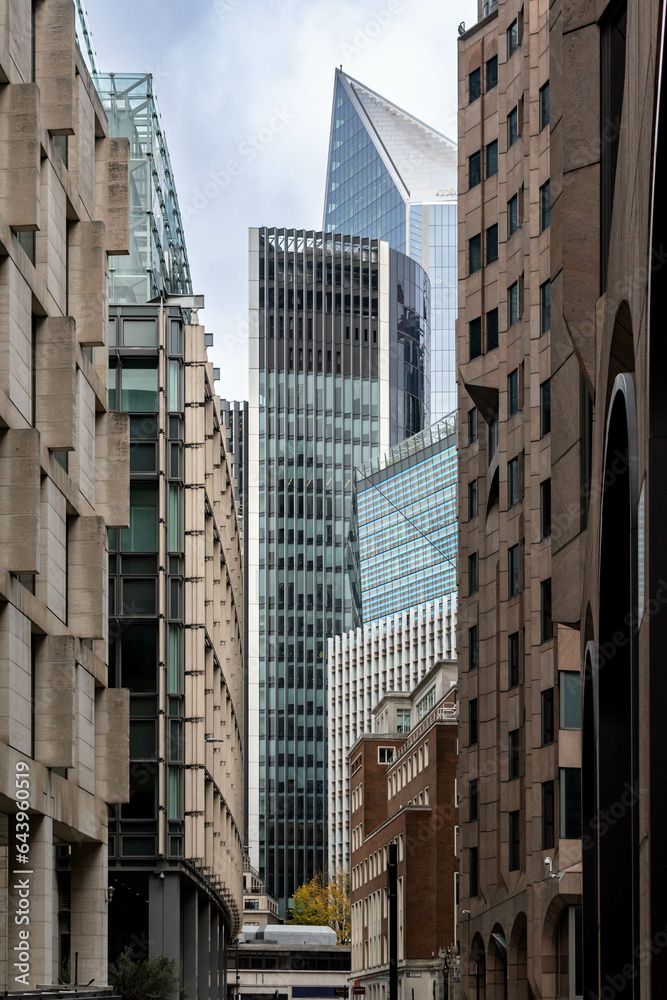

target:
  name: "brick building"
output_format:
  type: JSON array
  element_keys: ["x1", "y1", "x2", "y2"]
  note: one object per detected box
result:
[{"x1": 349, "y1": 662, "x2": 458, "y2": 1000}]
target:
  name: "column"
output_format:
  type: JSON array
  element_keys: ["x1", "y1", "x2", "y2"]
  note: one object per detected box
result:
[
  {"x1": 197, "y1": 895, "x2": 210, "y2": 1000},
  {"x1": 148, "y1": 871, "x2": 180, "y2": 996},
  {"x1": 182, "y1": 886, "x2": 198, "y2": 1000},
  {"x1": 70, "y1": 842, "x2": 107, "y2": 986}
]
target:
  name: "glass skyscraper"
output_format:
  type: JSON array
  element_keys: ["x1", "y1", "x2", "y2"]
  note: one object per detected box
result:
[
  {"x1": 247, "y1": 228, "x2": 430, "y2": 909},
  {"x1": 350, "y1": 412, "x2": 457, "y2": 623},
  {"x1": 324, "y1": 69, "x2": 458, "y2": 420}
]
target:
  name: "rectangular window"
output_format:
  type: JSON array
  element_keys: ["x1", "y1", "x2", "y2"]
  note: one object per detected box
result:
[
  {"x1": 542, "y1": 780, "x2": 555, "y2": 849},
  {"x1": 560, "y1": 768, "x2": 582, "y2": 839},
  {"x1": 486, "y1": 55, "x2": 498, "y2": 90},
  {"x1": 541, "y1": 478, "x2": 552, "y2": 538},
  {"x1": 469, "y1": 698, "x2": 478, "y2": 746},
  {"x1": 470, "y1": 846, "x2": 479, "y2": 897},
  {"x1": 507, "y1": 17, "x2": 520, "y2": 58},
  {"x1": 120, "y1": 360, "x2": 159, "y2": 412},
  {"x1": 508, "y1": 193, "x2": 519, "y2": 236},
  {"x1": 540, "y1": 180, "x2": 551, "y2": 232},
  {"x1": 168, "y1": 766, "x2": 180, "y2": 821},
  {"x1": 468, "y1": 552, "x2": 478, "y2": 595},
  {"x1": 469, "y1": 151, "x2": 482, "y2": 189},
  {"x1": 540, "y1": 379, "x2": 551, "y2": 436},
  {"x1": 469, "y1": 624, "x2": 479, "y2": 671},
  {"x1": 509, "y1": 810, "x2": 520, "y2": 870},
  {"x1": 542, "y1": 687, "x2": 555, "y2": 745},
  {"x1": 486, "y1": 223, "x2": 499, "y2": 264},
  {"x1": 122, "y1": 319, "x2": 158, "y2": 347},
  {"x1": 541, "y1": 578, "x2": 553, "y2": 642},
  {"x1": 508, "y1": 368, "x2": 520, "y2": 414},
  {"x1": 539, "y1": 81, "x2": 550, "y2": 130},
  {"x1": 168, "y1": 484, "x2": 181, "y2": 552},
  {"x1": 469, "y1": 480, "x2": 478, "y2": 519},
  {"x1": 468, "y1": 407, "x2": 478, "y2": 444},
  {"x1": 560, "y1": 671, "x2": 582, "y2": 729},
  {"x1": 470, "y1": 779, "x2": 479, "y2": 822},
  {"x1": 508, "y1": 543, "x2": 520, "y2": 597},
  {"x1": 469, "y1": 233, "x2": 482, "y2": 274},
  {"x1": 469, "y1": 67, "x2": 481, "y2": 102},
  {"x1": 540, "y1": 279, "x2": 551, "y2": 334},
  {"x1": 396, "y1": 709, "x2": 411, "y2": 734},
  {"x1": 121, "y1": 483, "x2": 159, "y2": 552},
  {"x1": 508, "y1": 281, "x2": 520, "y2": 327},
  {"x1": 469, "y1": 317, "x2": 482, "y2": 360},
  {"x1": 378, "y1": 747, "x2": 395, "y2": 764},
  {"x1": 508, "y1": 456, "x2": 520, "y2": 507},
  {"x1": 487, "y1": 308, "x2": 499, "y2": 351},
  {"x1": 486, "y1": 139, "x2": 498, "y2": 178},
  {"x1": 507, "y1": 105, "x2": 519, "y2": 147},
  {"x1": 168, "y1": 624, "x2": 180, "y2": 694},
  {"x1": 168, "y1": 359, "x2": 182, "y2": 412},
  {"x1": 508, "y1": 632, "x2": 520, "y2": 688}
]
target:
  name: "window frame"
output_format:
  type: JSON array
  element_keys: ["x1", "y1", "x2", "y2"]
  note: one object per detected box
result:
[
  {"x1": 540, "y1": 379, "x2": 551, "y2": 436},
  {"x1": 487, "y1": 308, "x2": 499, "y2": 352},
  {"x1": 542, "y1": 780, "x2": 555, "y2": 849},
  {"x1": 508, "y1": 728, "x2": 520, "y2": 780},
  {"x1": 508, "y1": 368, "x2": 520, "y2": 415},
  {"x1": 540, "y1": 478, "x2": 552, "y2": 539},
  {"x1": 469, "y1": 67, "x2": 481, "y2": 103},
  {"x1": 560, "y1": 671, "x2": 582, "y2": 730},
  {"x1": 486, "y1": 54, "x2": 498, "y2": 91},
  {"x1": 508, "y1": 542, "x2": 520, "y2": 597},
  {"x1": 508, "y1": 280, "x2": 520, "y2": 327},
  {"x1": 469, "y1": 150, "x2": 482, "y2": 189},
  {"x1": 539, "y1": 81, "x2": 550, "y2": 131},
  {"x1": 468, "y1": 479, "x2": 478, "y2": 519},
  {"x1": 541, "y1": 687, "x2": 555, "y2": 746},
  {"x1": 509, "y1": 810, "x2": 521, "y2": 871},
  {"x1": 508, "y1": 193, "x2": 520, "y2": 237},
  {"x1": 540, "y1": 279, "x2": 551, "y2": 335},
  {"x1": 486, "y1": 223, "x2": 499, "y2": 265},
  {"x1": 468, "y1": 551, "x2": 479, "y2": 595},
  {"x1": 469, "y1": 233, "x2": 482, "y2": 274},
  {"x1": 469, "y1": 698, "x2": 478, "y2": 746},
  {"x1": 508, "y1": 455, "x2": 520, "y2": 507},
  {"x1": 539, "y1": 179, "x2": 551, "y2": 232},
  {"x1": 486, "y1": 139, "x2": 499, "y2": 178},
  {"x1": 468, "y1": 624, "x2": 479, "y2": 671},
  {"x1": 507, "y1": 105, "x2": 519, "y2": 147},
  {"x1": 469, "y1": 316, "x2": 483, "y2": 360},
  {"x1": 508, "y1": 631, "x2": 520, "y2": 689}
]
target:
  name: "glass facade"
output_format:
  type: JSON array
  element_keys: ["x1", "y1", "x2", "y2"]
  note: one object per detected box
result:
[
  {"x1": 248, "y1": 228, "x2": 430, "y2": 911},
  {"x1": 350, "y1": 413, "x2": 457, "y2": 623},
  {"x1": 324, "y1": 70, "x2": 458, "y2": 420}
]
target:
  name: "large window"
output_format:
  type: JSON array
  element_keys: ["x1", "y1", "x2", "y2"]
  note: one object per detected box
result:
[
  {"x1": 509, "y1": 810, "x2": 520, "y2": 870},
  {"x1": 415, "y1": 686, "x2": 436, "y2": 721},
  {"x1": 560, "y1": 768, "x2": 582, "y2": 839},
  {"x1": 121, "y1": 483, "x2": 159, "y2": 552},
  {"x1": 487, "y1": 308, "x2": 499, "y2": 351},
  {"x1": 470, "y1": 317, "x2": 482, "y2": 360},
  {"x1": 560, "y1": 671, "x2": 582, "y2": 729},
  {"x1": 507, "y1": 16, "x2": 520, "y2": 58},
  {"x1": 109, "y1": 358, "x2": 159, "y2": 412},
  {"x1": 486, "y1": 139, "x2": 498, "y2": 178},
  {"x1": 542, "y1": 780, "x2": 555, "y2": 849},
  {"x1": 469, "y1": 151, "x2": 482, "y2": 189},
  {"x1": 118, "y1": 622, "x2": 159, "y2": 692},
  {"x1": 396, "y1": 709, "x2": 411, "y2": 734},
  {"x1": 486, "y1": 223, "x2": 499, "y2": 264},
  {"x1": 469, "y1": 67, "x2": 481, "y2": 102},
  {"x1": 469, "y1": 234, "x2": 482, "y2": 274},
  {"x1": 486, "y1": 55, "x2": 498, "y2": 91},
  {"x1": 508, "y1": 543, "x2": 520, "y2": 597}
]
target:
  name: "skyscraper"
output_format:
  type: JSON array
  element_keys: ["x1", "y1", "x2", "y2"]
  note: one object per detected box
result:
[
  {"x1": 247, "y1": 228, "x2": 430, "y2": 909},
  {"x1": 323, "y1": 69, "x2": 458, "y2": 420}
]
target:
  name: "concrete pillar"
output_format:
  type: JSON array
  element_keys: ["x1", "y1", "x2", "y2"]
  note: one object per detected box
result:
[
  {"x1": 7, "y1": 815, "x2": 54, "y2": 988},
  {"x1": 182, "y1": 887, "x2": 198, "y2": 1000},
  {"x1": 148, "y1": 871, "x2": 180, "y2": 965},
  {"x1": 218, "y1": 916, "x2": 227, "y2": 1000},
  {"x1": 198, "y1": 895, "x2": 210, "y2": 1000},
  {"x1": 70, "y1": 842, "x2": 107, "y2": 986},
  {"x1": 0, "y1": 821, "x2": 9, "y2": 992},
  {"x1": 209, "y1": 910, "x2": 219, "y2": 1000}
]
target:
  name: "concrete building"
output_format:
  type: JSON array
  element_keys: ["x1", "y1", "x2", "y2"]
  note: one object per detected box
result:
[
  {"x1": 455, "y1": 1, "x2": 583, "y2": 995},
  {"x1": 327, "y1": 598, "x2": 457, "y2": 874},
  {"x1": 230, "y1": 925, "x2": 350, "y2": 1000},
  {"x1": 247, "y1": 228, "x2": 430, "y2": 911},
  {"x1": 348, "y1": 662, "x2": 458, "y2": 1000},
  {"x1": 243, "y1": 858, "x2": 281, "y2": 928},
  {"x1": 0, "y1": 0, "x2": 131, "y2": 988}
]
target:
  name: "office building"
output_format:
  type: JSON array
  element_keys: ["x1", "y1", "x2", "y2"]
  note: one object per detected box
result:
[
  {"x1": 230, "y1": 925, "x2": 350, "y2": 1000},
  {"x1": 0, "y1": 0, "x2": 131, "y2": 988},
  {"x1": 248, "y1": 228, "x2": 430, "y2": 910},
  {"x1": 323, "y1": 69, "x2": 457, "y2": 419},
  {"x1": 349, "y1": 661, "x2": 458, "y2": 1000},
  {"x1": 456, "y1": 1, "x2": 583, "y2": 995},
  {"x1": 328, "y1": 596, "x2": 456, "y2": 874},
  {"x1": 350, "y1": 412, "x2": 457, "y2": 624},
  {"x1": 550, "y1": 0, "x2": 667, "y2": 994},
  {"x1": 221, "y1": 399, "x2": 249, "y2": 537}
]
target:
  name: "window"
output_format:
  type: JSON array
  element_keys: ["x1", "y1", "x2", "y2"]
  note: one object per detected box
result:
[
  {"x1": 378, "y1": 747, "x2": 395, "y2": 764},
  {"x1": 560, "y1": 671, "x2": 582, "y2": 729},
  {"x1": 509, "y1": 810, "x2": 520, "y2": 870},
  {"x1": 469, "y1": 624, "x2": 479, "y2": 671},
  {"x1": 116, "y1": 359, "x2": 159, "y2": 412},
  {"x1": 469, "y1": 233, "x2": 482, "y2": 274},
  {"x1": 542, "y1": 687, "x2": 555, "y2": 746},
  {"x1": 470, "y1": 846, "x2": 479, "y2": 897},
  {"x1": 507, "y1": 17, "x2": 520, "y2": 58},
  {"x1": 468, "y1": 407, "x2": 478, "y2": 444},
  {"x1": 542, "y1": 780, "x2": 555, "y2": 849},
  {"x1": 507, "y1": 105, "x2": 519, "y2": 147},
  {"x1": 508, "y1": 543, "x2": 520, "y2": 597},
  {"x1": 469, "y1": 480, "x2": 478, "y2": 519},
  {"x1": 469, "y1": 779, "x2": 479, "y2": 822},
  {"x1": 396, "y1": 709, "x2": 411, "y2": 734},
  {"x1": 508, "y1": 280, "x2": 520, "y2": 327},
  {"x1": 508, "y1": 456, "x2": 520, "y2": 507},
  {"x1": 469, "y1": 317, "x2": 482, "y2": 360},
  {"x1": 468, "y1": 552, "x2": 478, "y2": 595},
  {"x1": 486, "y1": 55, "x2": 498, "y2": 90},
  {"x1": 508, "y1": 729, "x2": 520, "y2": 780},
  {"x1": 508, "y1": 368, "x2": 520, "y2": 415},
  {"x1": 486, "y1": 223, "x2": 499, "y2": 264},
  {"x1": 469, "y1": 699, "x2": 478, "y2": 745},
  {"x1": 469, "y1": 67, "x2": 481, "y2": 102},
  {"x1": 560, "y1": 768, "x2": 582, "y2": 838},
  {"x1": 487, "y1": 308, "x2": 499, "y2": 351},
  {"x1": 539, "y1": 180, "x2": 551, "y2": 232},
  {"x1": 416, "y1": 686, "x2": 437, "y2": 721},
  {"x1": 508, "y1": 193, "x2": 519, "y2": 236},
  {"x1": 508, "y1": 632, "x2": 520, "y2": 688},
  {"x1": 486, "y1": 139, "x2": 498, "y2": 178},
  {"x1": 539, "y1": 81, "x2": 550, "y2": 130},
  {"x1": 121, "y1": 483, "x2": 159, "y2": 552},
  {"x1": 469, "y1": 151, "x2": 482, "y2": 188},
  {"x1": 540, "y1": 279, "x2": 551, "y2": 334},
  {"x1": 540, "y1": 379, "x2": 551, "y2": 436},
  {"x1": 541, "y1": 478, "x2": 552, "y2": 538}
]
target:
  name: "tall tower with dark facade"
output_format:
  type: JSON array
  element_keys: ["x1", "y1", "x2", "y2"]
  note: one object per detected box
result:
[{"x1": 247, "y1": 228, "x2": 430, "y2": 909}]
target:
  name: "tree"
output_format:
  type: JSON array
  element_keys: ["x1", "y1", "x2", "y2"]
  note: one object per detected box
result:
[
  {"x1": 109, "y1": 947, "x2": 179, "y2": 1000},
  {"x1": 287, "y1": 869, "x2": 351, "y2": 945}
]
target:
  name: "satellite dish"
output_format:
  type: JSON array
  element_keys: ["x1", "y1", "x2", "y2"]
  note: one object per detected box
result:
[{"x1": 458, "y1": 21, "x2": 466, "y2": 36}]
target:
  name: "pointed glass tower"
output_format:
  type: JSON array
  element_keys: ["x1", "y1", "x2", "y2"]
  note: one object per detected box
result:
[{"x1": 324, "y1": 69, "x2": 458, "y2": 420}]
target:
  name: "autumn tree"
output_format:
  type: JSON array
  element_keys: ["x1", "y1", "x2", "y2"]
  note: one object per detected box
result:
[{"x1": 287, "y1": 869, "x2": 351, "y2": 945}]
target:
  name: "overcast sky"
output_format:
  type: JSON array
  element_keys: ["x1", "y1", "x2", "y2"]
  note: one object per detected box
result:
[{"x1": 87, "y1": 0, "x2": 477, "y2": 400}]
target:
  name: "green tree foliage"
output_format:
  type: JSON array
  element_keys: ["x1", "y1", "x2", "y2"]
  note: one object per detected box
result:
[
  {"x1": 109, "y1": 947, "x2": 179, "y2": 1000},
  {"x1": 287, "y1": 869, "x2": 351, "y2": 945}
]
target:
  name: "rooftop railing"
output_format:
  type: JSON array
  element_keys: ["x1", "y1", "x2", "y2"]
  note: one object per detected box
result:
[{"x1": 391, "y1": 700, "x2": 457, "y2": 766}]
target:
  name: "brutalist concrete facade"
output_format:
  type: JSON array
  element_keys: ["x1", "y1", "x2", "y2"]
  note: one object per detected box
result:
[
  {"x1": 456, "y1": 1, "x2": 583, "y2": 996},
  {"x1": 0, "y1": 0, "x2": 131, "y2": 989}
]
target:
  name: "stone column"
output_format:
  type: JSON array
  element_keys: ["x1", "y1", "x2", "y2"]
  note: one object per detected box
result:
[
  {"x1": 182, "y1": 886, "x2": 198, "y2": 1000},
  {"x1": 198, "y1": 895, "x2": 210, "y2": 1000},
  {"x1": 148, "y1": 871, "x2": 180, "y2": 992},
  {"x1": 7, "y1": 815, "x2": 54, "y2": 988},
  {"x1": 70, "y1": 841, "x2": 107, "y2": 986},
  {"x1": 209, "y1": 909, "x2": 219, "y2": 1000},
  {"x1": 0, "y1": 825, "x2": 9, "y2": 992}
]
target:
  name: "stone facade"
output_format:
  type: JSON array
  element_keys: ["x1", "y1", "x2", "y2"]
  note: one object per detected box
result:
[{"x1": 0, "y1": 0, "x2": 131, "y2": 989}]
